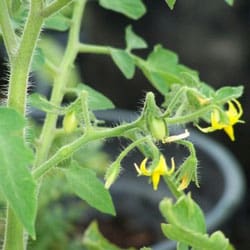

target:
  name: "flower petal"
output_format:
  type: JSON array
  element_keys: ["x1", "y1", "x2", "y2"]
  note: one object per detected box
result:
[
  {"x1": 224, "y1": 125, "x2": 235, "y2": 141},
  {"x1": 140, "y1": 158, "x2": 151, "y2": 176},
  {"x1": 151, "y1": 172, "x2": 161, "y2": 191}
]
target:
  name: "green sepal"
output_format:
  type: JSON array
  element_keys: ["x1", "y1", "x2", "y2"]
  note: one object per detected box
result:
[{"x1": 104, "y1": 161, "x2": 121, "y2": 189}]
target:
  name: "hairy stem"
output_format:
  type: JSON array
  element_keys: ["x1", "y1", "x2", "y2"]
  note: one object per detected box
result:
[
  {"x1": 42, "y1": 0, "x2": 74, "y2": 17},
  {"x1": 5, "y1": 0, "x2": 44, "y2": 249},
  {"x1": 34, "y1": 0, "x2": 87, "y2": 168},
  {"x1": 0, "y1": 0, "x2": 18, "y2": 62},
  {"x1": 33, "y1": 118, "x2": 141, "y2": 179},
  {"x1": 7, "y1": 0, "x2": 43, "y2": 114}
]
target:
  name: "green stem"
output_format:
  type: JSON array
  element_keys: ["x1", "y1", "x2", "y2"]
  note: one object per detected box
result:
[
  {"x1": 163, "y1": 176, "x2": 183, "y2": 199},
  {"x1": 7, "y1": 0, "x2": 44, "y2": 114},
  {"x1": 78, "y1": 43, "x2": 110, "y2": 54},
  {"x1": 177, "y1": 140, "x2": 196, "y2": 157},
  {"x1": 80, "y1": 91, "x2": 92, "y2": 131},
  {"x1": 105, "y1": 136, "x2": 150, "y2": 188},
  {"x1": 5, "y1": 0, "x2": 44, "y2": 249},
  {"x1": 0, "y1": 0, "x2": 18, "y2": 62},
  {"x1": 42, "y1": 0, "x2": 74, "y2": 17},
  {"x1": 115, "y1": 136, "x2": 149, "y2": 165},
  {"x1": 33, "y1": 119, "x2": 141, "y2": 179},
  {"x1": 162, "y1": 87, "x2": 187, "y2": 117},
  {"x1": 34, "y1": 0, "x2": 87, "y2": 168},
  {"x1": 165, "y1": 104, "x2": 215, "y2": 125}
]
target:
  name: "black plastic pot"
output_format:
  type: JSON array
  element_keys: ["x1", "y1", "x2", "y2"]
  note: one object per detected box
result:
[{"x1": 92, "y1": 109, "x2": 245, "y2": 250}]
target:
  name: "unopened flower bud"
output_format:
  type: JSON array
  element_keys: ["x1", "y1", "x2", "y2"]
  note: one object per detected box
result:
[
  {"x1": 148, "y1": 117, "x2": 168, "y2": 141},
  {"x1": 63, "y1": 111, "x2": 78, "y2": 133}
]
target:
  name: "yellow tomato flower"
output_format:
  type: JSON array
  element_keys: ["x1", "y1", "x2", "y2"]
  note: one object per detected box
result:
[
  {"x1": 134, "y1": 155, "x2": 175, "y2": 190},
  {"x1": 197, "y1": 99, "x2": 243, "y2": 141}
]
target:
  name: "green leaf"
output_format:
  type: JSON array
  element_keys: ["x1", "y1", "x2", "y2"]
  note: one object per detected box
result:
[
  {"x1": 125, "y1": 25, "x2": 147, "y2": 51},
  {"x1": 110, "y1": 49, "x2": 135, "y2": 79},
  {"x1": 161, "y1": 224, "x2": 230, "y2": 250},
  {"x1": 83, "y1": 221, "x2": 135, "y2": 250},
  {"x1": 28, "y1": 93, "x2": 63, "y2": 114},
  {"x1": 160, "y1": 195, "x2": 206, "y2": 233},
  {"x1": 44, "y1": 12, "x2": 71, "y2": 31},
  {"x1": 160, "y1": 195, "x2": 232, "y2": 249},
  {"x1": 64, "y1": 161, "x2": 115, "y2": 215},
  {"x1": 99, "y1": 0, "x2": 146, "y2": 20},
  {"x1": 177, "y1": 242, "x2": 189, "y2": 250},
  {"x1": 0, "y1": 107, "x2": 36, "y2": 237},
  {"x1": 147, "y1": 45, "x2": 179, "y2": 73},
  {"x1": 76, "y1": 83, "x2": 115, "y2": 110},
  {"x1": 214, "y1": 86, "x2": 244, "y2": 103},
  {"x1": 224, "y1": 0, "x2": 234, "y2": 6},
  {"x1": 142, "y1": 45, "x2": 182, "y2": 93},
  {"x1": 165, "y1": 0, "x2": 176, "y2": 10},
  {"x1": 139, "y1": 45, "x2": 205, "y2": 95}
]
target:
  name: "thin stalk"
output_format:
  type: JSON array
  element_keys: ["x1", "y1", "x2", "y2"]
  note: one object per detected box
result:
[
  {"x1": 41, "y1": 0, "x2": 74, "y2": 17},
  {"x1": 165, "y1": 104, "x2": 215, "y2": 125},
  {"x1": 163, "y1": 176, "x2": 183, "y2": 199},
  {"x1": 33, "y1": 118, "x2": 141, "y2": 179},
  {"x1": 78, "y1": 43, "x2": 110, "y2": 54},
  {"x1": 80, "y1": 91, "x2": 92, "y2": 131},
  {"x1": 0, "y1": 0, "x2": 18, "y2": 62},
  {"x1": 162, "y1": 86, "x2": 187, "y2": 117},
  {"x1": 34, "y1": 0, "x2": 87, "y2": 168}
]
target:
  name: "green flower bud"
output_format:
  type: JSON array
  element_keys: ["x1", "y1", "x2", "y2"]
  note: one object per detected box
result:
[
  {"x1": 148, "y1": 116, "x2": 168, "y2": 140},
  {"x1": 104, "y1": 161, "x2": 121, "y2": 189},
  {"x1": 63, "y1": 111, "x2": 78, "y2": 133}
]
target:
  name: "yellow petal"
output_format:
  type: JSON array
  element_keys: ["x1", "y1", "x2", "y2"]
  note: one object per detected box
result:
[
  {"x1": 166, "y1": 157, "x2": 175, "y2": 175},
  {"x1": 227, "y1": 99, "x2": 243, "y2": 125},
  {"x1": 151, "y1": 172, "x2": 161, "y2": 191},
  {"x1": 140, "y1": 158, "x2": 151, "y2": 176},
  {"x1": 155, "y1": 155, "x2": 167, "y2": 174},
  {"x1": 224, "y1": 125, "x2": 235, "y2": 141},
  {"x1": 196, "y1": 124, "x2": 217, "y2": 134},
  {"x1": 211, "y1": 110, "x2": 223, "y2": 129}
]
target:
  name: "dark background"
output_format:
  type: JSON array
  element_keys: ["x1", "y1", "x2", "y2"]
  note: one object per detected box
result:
[
  {"x1": 80, "y1": 0, "x2": 250, "y2": 249},
  {"x1": 0, "y1": 0, "x2": 249, "y2": 249}
]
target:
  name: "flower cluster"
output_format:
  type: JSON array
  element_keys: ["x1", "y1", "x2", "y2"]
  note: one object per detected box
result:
[{"x1": 197, "y1": 99, "x2": 243, "y2": 141}]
